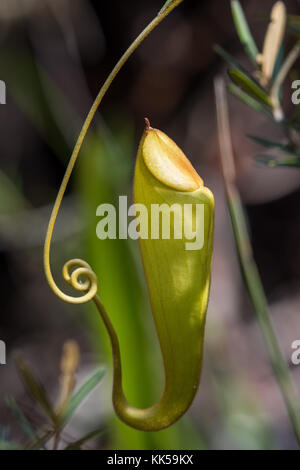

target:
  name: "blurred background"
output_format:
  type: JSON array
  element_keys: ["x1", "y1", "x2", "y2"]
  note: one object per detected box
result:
[{"x1": 0, "y1": 0, "x2": 300, "y2": 450}]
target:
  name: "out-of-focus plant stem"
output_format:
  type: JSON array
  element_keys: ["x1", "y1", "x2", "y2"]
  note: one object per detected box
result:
[{"x1": 214, "y1": 76, "x2": 300, "y2": 447}]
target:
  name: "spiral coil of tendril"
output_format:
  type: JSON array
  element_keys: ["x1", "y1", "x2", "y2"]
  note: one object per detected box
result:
[{"x1": 60, "y1": 259, "x2": 98, "y2": 303}]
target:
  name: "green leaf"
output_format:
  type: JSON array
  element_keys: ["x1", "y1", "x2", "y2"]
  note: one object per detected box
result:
[
  {"x1": 227, "y1": 68, "x2": 272, "y2": 108},
  {"x1": 15, "y1": 355, "x2": 58, "y2": 426},
  {"x1": 231, "y1": 0, "x2": 259, "y2": 64},
  {"x1": 64, "y1": 427, "x2": 104, "y2": 450},
  {"x1": 257, "y1": 155, "x2": 300, "y2": 168},
  {"x1": 61, "y1": 367, "x2": 106, "y2": 424},
  {"x1": 228, "y1": 83, "x2": 273, "y2": 118},
  {"x1": 247, "y1": 135, "x2": 299, "y2": 157}
]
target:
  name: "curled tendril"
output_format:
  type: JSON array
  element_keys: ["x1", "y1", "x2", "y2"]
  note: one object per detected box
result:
[
  {"x1": 63, "y1": 259, "x2": 98, "y2": 298},
  {"x1": 43, "y1": 0, "x2": 183, "y2": 306}
]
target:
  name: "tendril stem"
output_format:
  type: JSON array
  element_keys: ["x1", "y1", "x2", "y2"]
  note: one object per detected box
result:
[{"x1": 43, "y1": 0, "x2": 184, "y2": 304}]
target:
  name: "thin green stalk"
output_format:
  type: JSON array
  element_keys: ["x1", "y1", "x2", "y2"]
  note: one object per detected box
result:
[{"x1": 214, "y1": 76, "x2": 300, "y2": 447}]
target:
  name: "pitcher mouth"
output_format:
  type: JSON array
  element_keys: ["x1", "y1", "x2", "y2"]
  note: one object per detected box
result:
[{"x1": 142, "y1": 119, "x2": 204, "y2": 192}]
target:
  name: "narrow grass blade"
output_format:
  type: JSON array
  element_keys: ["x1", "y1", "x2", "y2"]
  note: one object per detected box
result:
[
  {"x1": 61, "y1": 367, "x2": 106, "y2": 424},
  {"x1": 228, "y1": 83, "x2": 273, "y2": 119},
  {"x1": 257, "y1": 155, "x2": 300, "y2": 168},
  {"x1": 247, "y1": 134, "x2": 299, "y2": 156},
  {"x1": 231, "y1": 0, "x2": 259, "y2": 64},
  {"x1": 228, "y1": 68, "x2": 272, "y2": 108},
  {"x1": 248, "y1": 134, "x2": 286, "y2": 149},
  {"x1": 6, "y1": 396, "x2": 37, "y2": 440}
]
